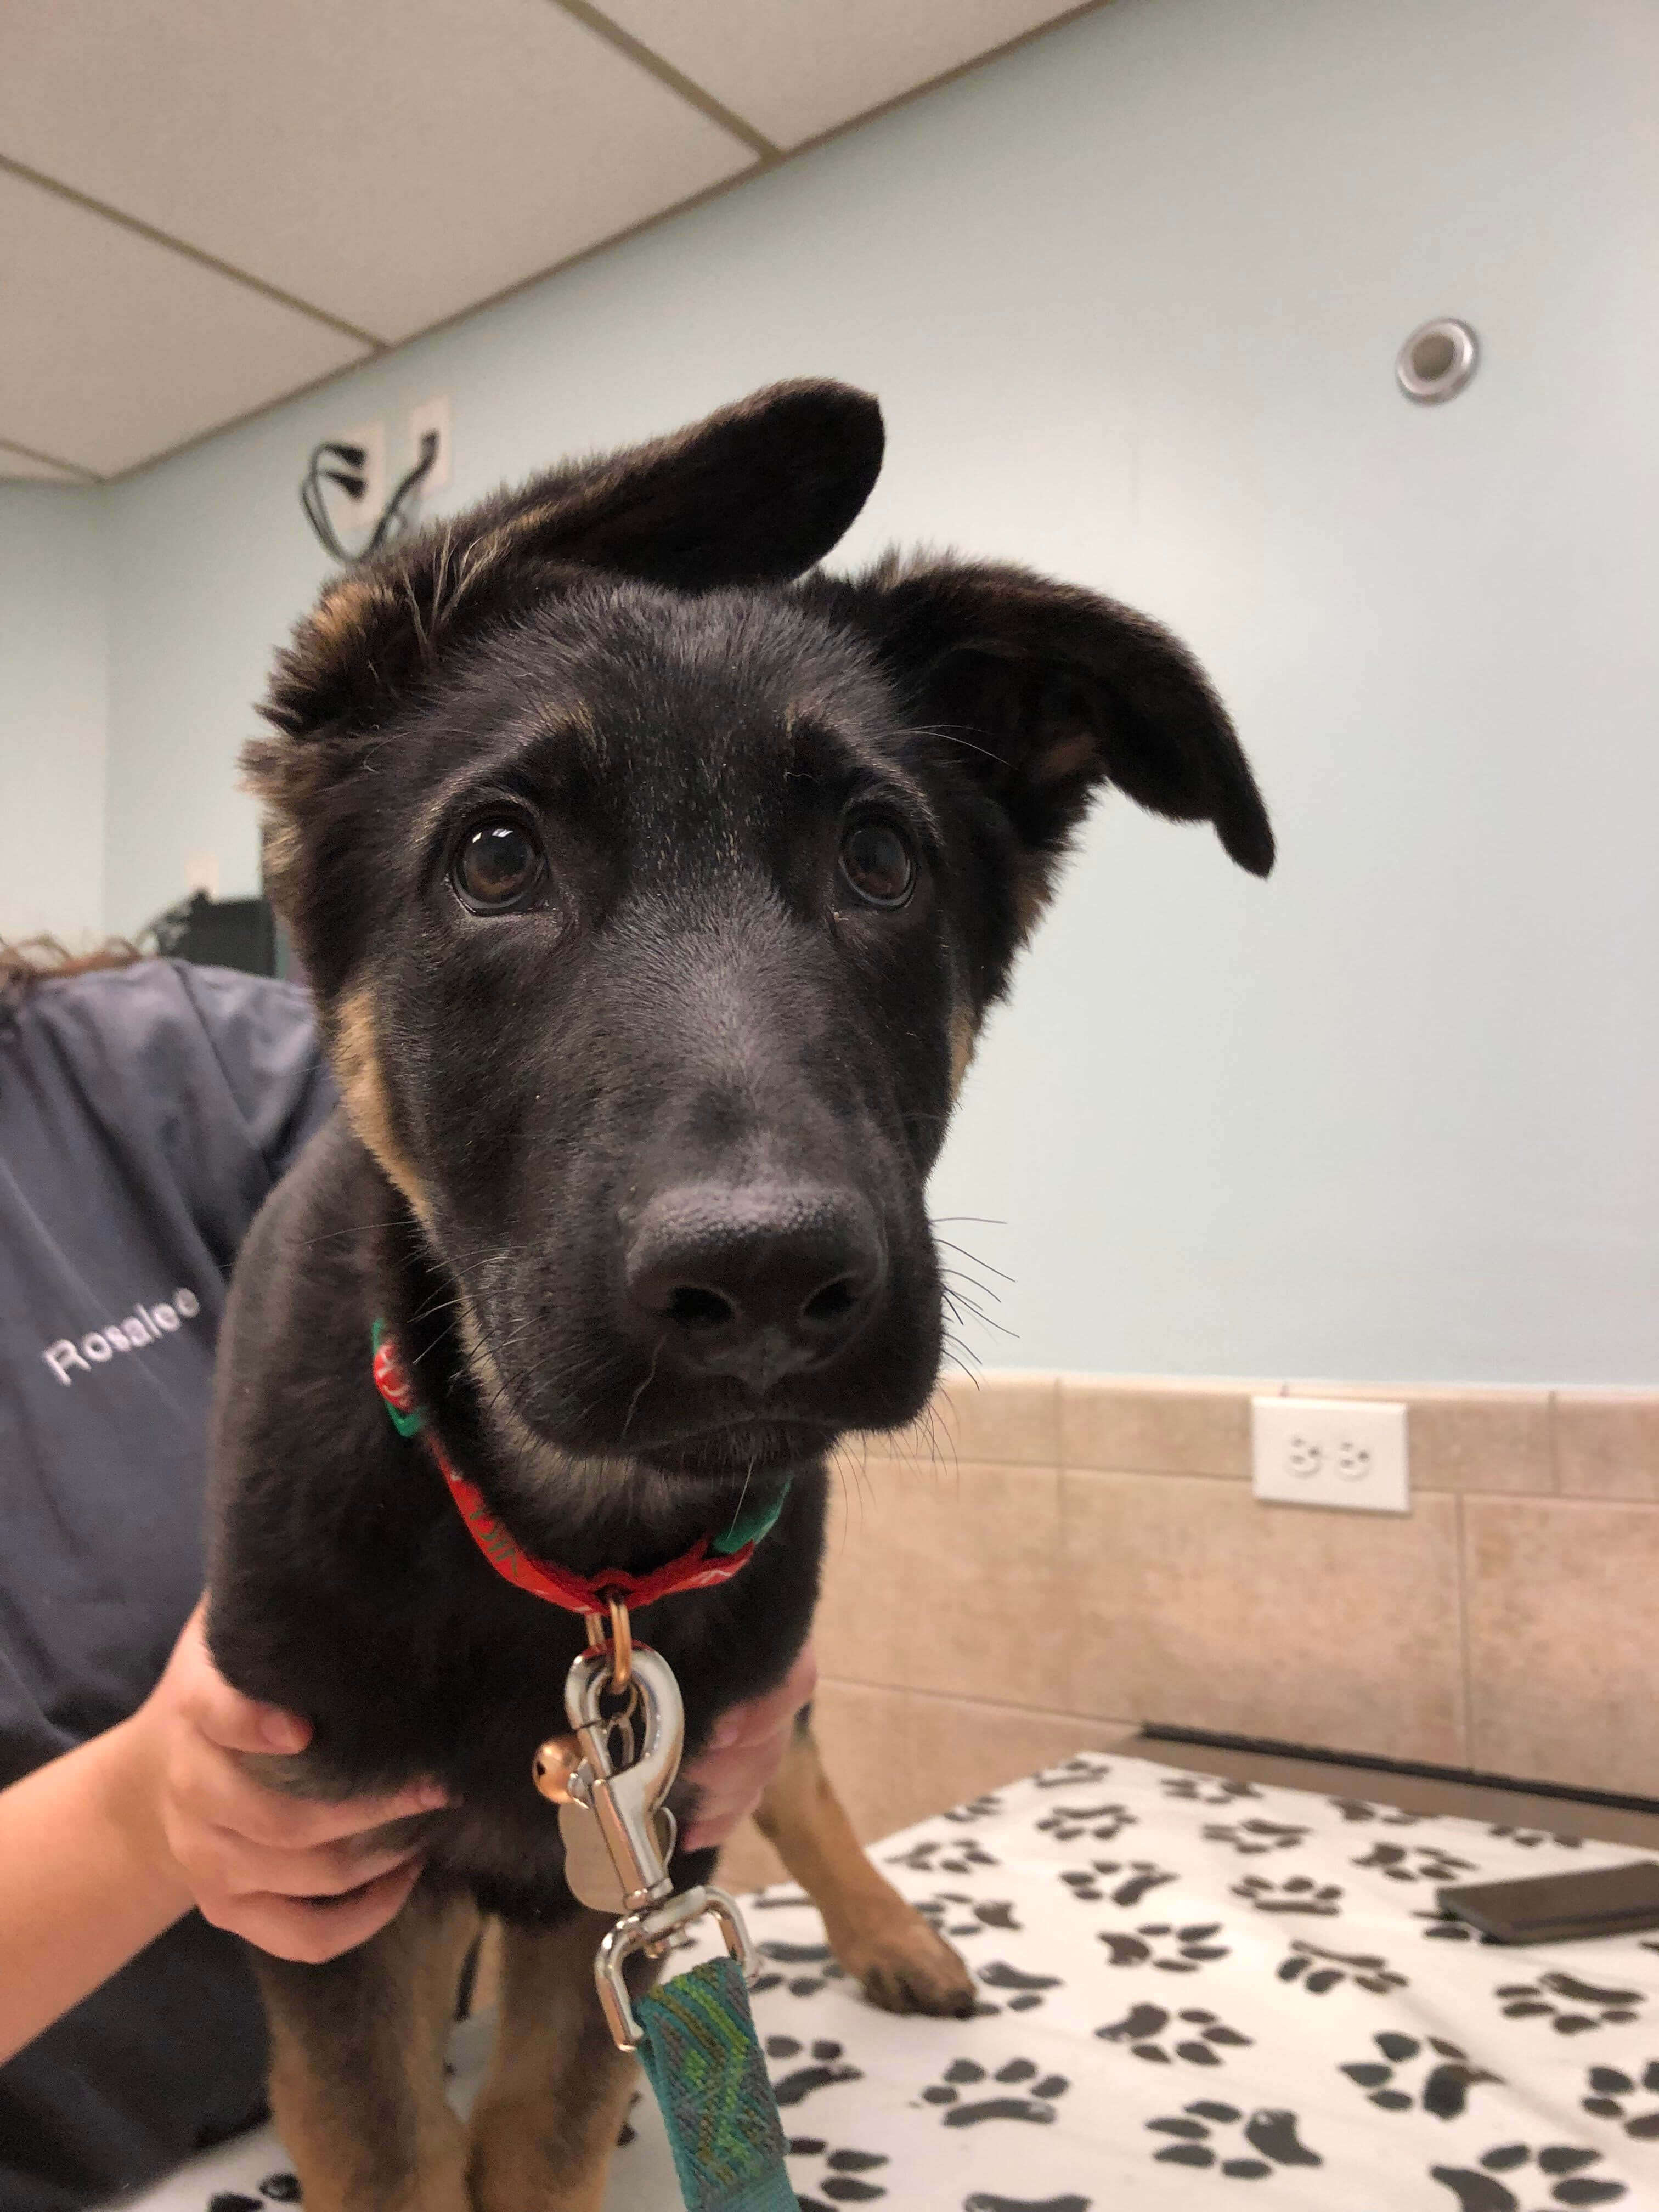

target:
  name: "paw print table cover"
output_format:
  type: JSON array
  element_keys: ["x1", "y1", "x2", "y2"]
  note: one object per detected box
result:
[{"x1": 121, "y1": 1753, "x2": 1659, "y2": 2212}]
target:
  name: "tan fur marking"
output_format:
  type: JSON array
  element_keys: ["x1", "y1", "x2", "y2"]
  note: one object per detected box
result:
[
  {"x1": 309, "y1": 576, "x2": 385, "y2": 654},
  {"x1": 332, "y1": 986, "x2": 431, "y2": 1219},
  {"x1": 754, "y1": 1718, "x2": 976, "y2": 2017},
  {"x1": 468, "y1": 1911, "x2": 640, "y2": 2212},
  {"x1": 256, "y1": 813, "x2": 303, "y2": 906},
  {"x1": 255, "y1": 1886, "x2": 478, "y2": 2212}
]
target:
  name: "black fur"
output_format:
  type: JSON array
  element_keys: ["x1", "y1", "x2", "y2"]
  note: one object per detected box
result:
[{"x1": 208, "y1": 379, "x2": 1272, "y2": 1924}]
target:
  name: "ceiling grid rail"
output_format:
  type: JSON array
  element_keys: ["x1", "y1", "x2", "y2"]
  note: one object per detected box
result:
[{"x1": 1, "y1": 2, "x2": 1109, "y2": 479}]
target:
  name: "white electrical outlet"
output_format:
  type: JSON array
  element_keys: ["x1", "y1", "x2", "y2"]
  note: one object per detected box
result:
[
  {"x1": 332, "y1": 420, "x2": 385, "y2": 536},
  {"x1": 183, "y1": 849, "x2": 220, "y2": 900},
  {"x1": 1251, "y1": 1396, "x2": 1409, "y2": 1513},
  {"x1": 408, "y1": 395, "x2": 452, "y2": 493}
]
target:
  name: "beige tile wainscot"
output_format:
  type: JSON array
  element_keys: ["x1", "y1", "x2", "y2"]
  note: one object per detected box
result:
[
  {"x1": 1059, "y1": 1471, "x2": 1466, "y2": 1764},
  {"x1": 816, "y1": 1456, "x2": 1067, "y2": 1711},
  {"x1": 1059, "y1": 1374, "x2": 1274, "y2": 1478},
  {"x1": 1552, "y1": 1391, "x2": 1659, "y2": 1503},
  {"x1": 1464, "y1": 1494, "x2": 1659, "y2": 1796}
]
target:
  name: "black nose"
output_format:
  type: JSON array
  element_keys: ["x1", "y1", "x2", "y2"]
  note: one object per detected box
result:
[{"x1": 625, "y1": 1182, "x2": 887, "y2": 1395}]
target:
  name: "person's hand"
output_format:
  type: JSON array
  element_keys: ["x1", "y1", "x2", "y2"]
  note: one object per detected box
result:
[
  {"x1": 127, "y1": 1602, "x2": 451, "y2": 1963},
  {"x1": 681, "y1": 1643, "x2": 817, "y2": 1851}
]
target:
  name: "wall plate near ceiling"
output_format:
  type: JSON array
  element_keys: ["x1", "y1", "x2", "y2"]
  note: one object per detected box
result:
[
  {"x1": 408, "y1": 396, "x2": 452, "y2": 493},
  {"x1": 332, "y1": 420, "x2": 387, "y2": 534}
]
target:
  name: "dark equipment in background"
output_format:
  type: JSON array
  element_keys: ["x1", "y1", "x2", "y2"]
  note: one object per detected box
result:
[{"x1": 146, "y1": 890, "x2": 285, "y2": 978}]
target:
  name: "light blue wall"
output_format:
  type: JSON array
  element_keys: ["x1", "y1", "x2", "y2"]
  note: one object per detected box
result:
[
  {"x1": 72, "y1": 0, "x2": 1659, "y2": 1382},
  {"x1": 0, "y1": 484, "x2": 108, "y2": 943}
]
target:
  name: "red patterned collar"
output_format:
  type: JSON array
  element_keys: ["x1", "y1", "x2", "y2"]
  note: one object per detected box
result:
[{"x1": 370, "y1": 1323, "x2": 787, "y2": 1613}]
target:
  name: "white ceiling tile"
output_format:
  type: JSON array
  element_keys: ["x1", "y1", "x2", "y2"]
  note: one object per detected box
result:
[
  {"x1": 0, "y1": 170, "x2": 369, "y2": 477},
  {"x1": 0, "y1": 0, "x2": 756, "y2": 343},
  {"x1": 597, "y1": 0, "x2": 1091, "y2": 147},
  {"x1": 0, "y1": 444, "x2": 93, "y2": 483}
]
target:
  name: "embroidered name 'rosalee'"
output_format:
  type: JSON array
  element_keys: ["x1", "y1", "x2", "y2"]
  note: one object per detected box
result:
[{"x1": 41, "y1": 1288, "x2": 204, "y2": 1386}]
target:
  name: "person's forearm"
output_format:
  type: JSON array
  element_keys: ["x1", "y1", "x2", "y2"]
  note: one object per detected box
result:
[{"x1": 0, "y1": 1717, "x2": 191, "y2": 2066}]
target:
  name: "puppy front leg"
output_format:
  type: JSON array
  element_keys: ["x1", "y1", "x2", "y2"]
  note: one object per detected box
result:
[
  {"x1": 753, "y1": 1712, "x2": 977, "y2": 2017},
  {"x1": 467, "y1": 1909, "x2": 640, "y2": 2212},
  {"x1": 253, "y1": 1882, "x2": 479, "y2": 2212}
]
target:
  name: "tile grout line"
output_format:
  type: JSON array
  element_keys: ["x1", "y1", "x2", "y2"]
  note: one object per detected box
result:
[
  {"x1": 817, "y1": 1672, "x2": 1137, "y2": 1733},
  {"x1": 90, "y1": 1, "x2": 1120, "y2": 482},
  {"x1": 1453, "y1": 1491, "x2": 1476, "y2": 1768},
  {"x1": 547, "y1": 0, "x2": 781, "y2": 158},
  {"x1": 0, "y1": 150, "x2": 386, "y2": 349}
]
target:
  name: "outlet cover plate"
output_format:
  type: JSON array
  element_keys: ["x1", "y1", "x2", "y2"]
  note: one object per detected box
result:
[
  {"x1": 1251, "y1": 1396, "x2": 1409, "y2": 1514},
  {"x1": 408, "y1": 394, "x2": 452, "y2": 493},
  {"x1": 333, "y1": 419, "x2": 386, "y2": 536}
]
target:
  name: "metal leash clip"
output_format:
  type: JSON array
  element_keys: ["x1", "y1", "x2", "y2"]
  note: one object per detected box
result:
[{"x1": 533, "y1": 1612, "x2": 758, "y2": 2051}]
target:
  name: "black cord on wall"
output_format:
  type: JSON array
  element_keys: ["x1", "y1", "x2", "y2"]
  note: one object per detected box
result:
[{"x1": 300, "y1": 431, "x2": 439, "y2": 563}]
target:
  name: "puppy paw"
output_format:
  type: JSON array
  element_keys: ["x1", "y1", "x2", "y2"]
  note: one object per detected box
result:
[{"x1": 838, "y1": 1905, "x2": 978, "y2": 2018}]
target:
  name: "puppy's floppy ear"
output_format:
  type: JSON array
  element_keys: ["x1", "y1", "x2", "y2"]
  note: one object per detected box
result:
[
  {"x1": 816, "y1": 555, "x2": 1274, "y2": 884},
  {"x1": 258, "y1": 379, "x2": 884, "y2": 743}
]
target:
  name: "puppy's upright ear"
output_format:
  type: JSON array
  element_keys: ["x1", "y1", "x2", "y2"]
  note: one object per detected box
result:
[
  {"x1": 821, "y1": 556, "x2": 1273, "y2": 890},
  {"x1": 258, "y1": 379, "x2": 884, "y2": 744}
]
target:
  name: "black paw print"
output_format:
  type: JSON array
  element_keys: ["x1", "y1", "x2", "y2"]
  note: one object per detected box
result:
[
  {"x1": 1161, "y1": 1775, "x2": 1264, "y2": 1808},
  {"x1": 1278, "y1": 1937, "x2": 1408, "y2": 1995},
  {"x1": 1432, "y1": 2142, "x2": 1627, "y2": 2209},
  {"x1": 1353, "y1": 1840, "x2": 1479, "y2": 1883},
  {"x1": 753, "y1": 1939, "x2": 850, "y2": 2000},
  {"x1": 976, "y1": 1959, "x2": 1063, "y2": 2014},
  {"x1": 1100, "y1": 1920, "x2": 1229, "y2": 1972},
  {"x1": 1486, "y1": 1826, "x2": 1584, "y2": 1850},
  {"x1": 1341, "y1": 2031, "x2": 1501, "y2": 2119},
  {"x1": 1203, "y1": 1818, "x2": 1311, "y2": 1857},
  {"x1": 1583, "y1": 2061, "x2": 1659, "y2": 2139},
  {"x1": 1060, "y1": 1857, "x2": 1176, "y2": 1906},
  {"x1": 787, "y1": 2135, "x2": 889, "y2": 2207},
  {"x1": 916, "y1": 1891, "x2": 1023, "y2": 1940},
  {"x1": 209, "y1": 2177, "x2": 301, "y2": 2210},
  {"x1": 1233, "y1": 1874, "x2": 1343, "y2": 1916},
  {"x1": 1497, "y1": 1971, "x2": 1645, "y2": 2036},
  {"x1": 1147, "y1": 2100, "x2": 1322, "y2": 2178},
  {"x1": 766, "y1": 2035, "x2": 863, "y2": 2106},
  {"x1": 1034, "y1": 1755, "x2": 1114, "y2": 1790},
  {"x1": 1098, "y1": 2001, "x2": 1253, "y2": 2066},
  {"x1": 1329, "y1": 1797, "x2": 1425, "y2": 1827},
  {"x1": 964, "y1": 2197, "x2": 1091, "y2": 2212},
  {"x1": 917, "y1": 2056, "x2": 1069, "y2": 2126},
  {"x1": 1035, "y1": 1801, "x2": 1138, "y2": 1844},
  {"x1": 943, "y1": 1792, "x2": 1005, "y2": 1824},
  {"x1": 1415, "y1": 1907, "x2": 1496, "y2": 1944},
  {"x1": 887, "y1": 1836, "x2": 1000, "y2": 1875}
]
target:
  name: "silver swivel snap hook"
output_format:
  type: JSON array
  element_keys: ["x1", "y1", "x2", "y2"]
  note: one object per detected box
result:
[{"x1": 533, "y1": 1605, "x2": 760, "y2": 2051}]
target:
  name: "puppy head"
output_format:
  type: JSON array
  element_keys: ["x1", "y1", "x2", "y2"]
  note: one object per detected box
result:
[{"x1": 247, "y1": 382, "x2": 1271, "y2": 1499}]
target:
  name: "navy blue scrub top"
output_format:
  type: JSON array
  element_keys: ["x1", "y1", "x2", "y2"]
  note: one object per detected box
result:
[{"x1": 0, "y1": 959, "x2": 334, "y2": 2211}]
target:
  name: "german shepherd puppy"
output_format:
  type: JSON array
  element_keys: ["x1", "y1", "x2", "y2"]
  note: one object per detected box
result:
[{"x1": 208, "y1": 381, "x2": 1272, "y2": 2211}]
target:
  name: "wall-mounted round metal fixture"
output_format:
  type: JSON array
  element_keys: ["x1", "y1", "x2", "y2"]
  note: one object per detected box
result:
[{"x1": 1396, "y1": 318, "x2": 1480, "y2": 404}]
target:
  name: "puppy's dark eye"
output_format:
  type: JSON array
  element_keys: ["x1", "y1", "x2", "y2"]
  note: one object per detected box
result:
[
  {"x1": 839, "y1": 819, "x2": 916, "y2": 909},
  {"x1": 451, "y1": 820, "x2": 544, "y2": 913}
]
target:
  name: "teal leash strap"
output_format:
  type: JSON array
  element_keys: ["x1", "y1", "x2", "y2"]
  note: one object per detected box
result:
[{"x1": 635, "y1": 1957, "x2": 800, "y2": 2212}]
